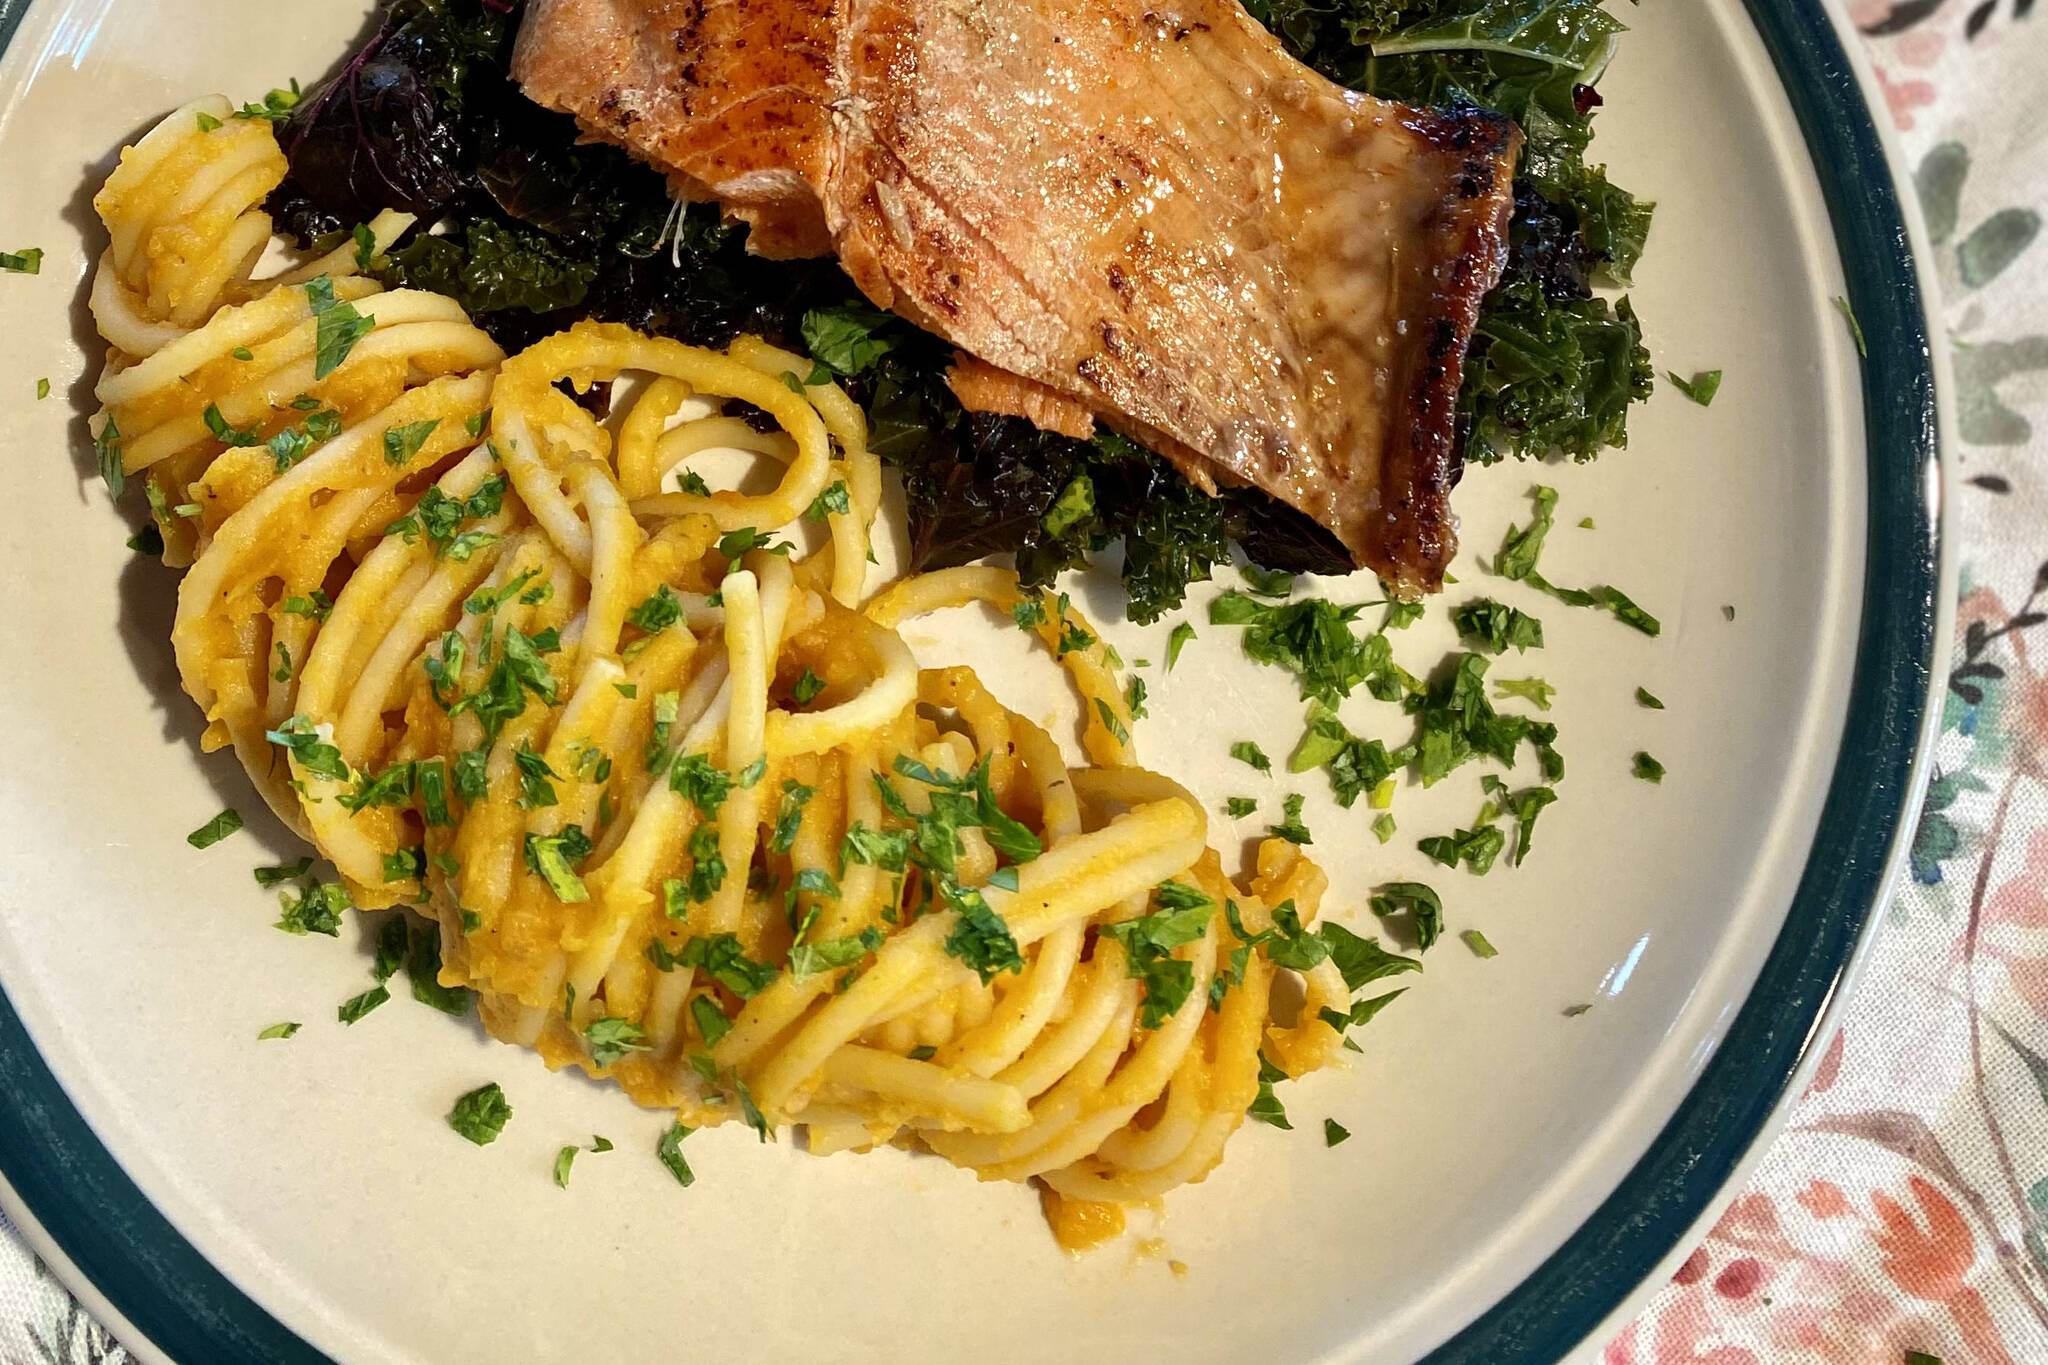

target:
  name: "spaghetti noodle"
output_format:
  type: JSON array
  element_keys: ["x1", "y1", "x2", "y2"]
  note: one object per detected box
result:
[{"x1": 87, "y1": 101, "x2": 1406, "y2": 1227}]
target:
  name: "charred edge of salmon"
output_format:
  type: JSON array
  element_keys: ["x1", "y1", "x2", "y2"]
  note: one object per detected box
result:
[{"x1": 1377, "y1": 105, "x2": 1522, "y2": 599}]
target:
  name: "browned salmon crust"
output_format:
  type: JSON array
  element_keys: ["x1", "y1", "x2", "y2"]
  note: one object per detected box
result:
[{"x1": 513, "y1": 0, "x2": 1519, "y2": 593}]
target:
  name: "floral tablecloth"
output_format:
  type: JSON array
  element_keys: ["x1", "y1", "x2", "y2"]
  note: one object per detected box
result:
[{"x1": 1, "y1": 4, "x2": 2044, "y2": 1364}]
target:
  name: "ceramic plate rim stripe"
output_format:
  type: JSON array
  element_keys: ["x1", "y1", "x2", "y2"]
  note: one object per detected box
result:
[
  {"x1": 0, "y1": 1, "x2": 1949, "y2": 1362},
  {"x1": 1416, "y1": 0, "x2": 1950, "y2": 1359}
]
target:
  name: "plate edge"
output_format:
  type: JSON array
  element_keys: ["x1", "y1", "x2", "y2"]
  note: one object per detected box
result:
[{"x1": 1413, "y1": 0, "x2": 1955, "y2": 1359}]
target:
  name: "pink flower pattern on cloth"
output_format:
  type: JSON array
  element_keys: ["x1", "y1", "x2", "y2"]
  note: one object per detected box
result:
[{"x1": 1607, "y1": 9, "x2": 2048, "y2": 1362}]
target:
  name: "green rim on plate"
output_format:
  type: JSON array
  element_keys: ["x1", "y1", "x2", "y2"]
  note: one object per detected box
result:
[{"x1": 0, "y1": 0, "x2": 1942, "y2": 1361}]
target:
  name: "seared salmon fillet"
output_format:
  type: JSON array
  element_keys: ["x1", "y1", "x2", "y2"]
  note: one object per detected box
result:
[{"x1": 513, "y1": 0, "x2": 1519, "y2": 593}]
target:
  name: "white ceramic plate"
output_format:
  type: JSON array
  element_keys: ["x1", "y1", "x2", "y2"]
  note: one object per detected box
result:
[{"x1": 0, "y1": 1, "x2": 1950, "y2": 1362}]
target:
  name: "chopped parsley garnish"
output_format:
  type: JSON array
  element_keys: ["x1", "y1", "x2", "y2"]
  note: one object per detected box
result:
[
  {"x1": 256, "y1": 1021, "x2": 300, "y2": 1040},
  {"x1": 337, "y1": 985, "x2": 389, "y2": 1024},
  {"x1": 1166, "y1": 620, "x2": 1196, "y2": 670},
  {"x1": 186, "y1": 808, "x2": 244, "y2": 849},
  {"x1": 202, "y1": 403, "x2": 262, "y2": 448},
  {"x1": 406, "y1": 920, "x2": 473, "y2": 1016},
  {"x1": 1323, "y1": 1119, "x2": 1351, "y2": 1147},
  {"x1": 940, "y1": 884, "x2": 1025, "y2": 984},
  {"x1": 35, "y1": 377, "x2": 50, "y2": 400},
  {"x1": 386, "y1": 476, "x2": 509, "y2": 560},
  {"x1": 667, "y1": 753, "x2": 741, "y2": 818},
  {"x1": 1247, "y1": 1054, "x2": 1291, "y2": 1129},
  {"x1": 657, "y1": 1122, "x2": 696, "y2": 1187},
  {"x1": 231, "y1": 81, "x2": 301, "y2": 123},
  {"x1": 689, "y1": 993, "x2": 732, "y2": 1047},
  {"x1": 275, "y1": 879, "x2": 349, "y2": 936},
  {"x1": 1382, "y1": 600, "x2": 1425, "y2": 630},
  {"x1": 265, "y1": 715, "x2": 349, "y2": 781},
  {"x1": 1318, "y1": 989, "x2": 1407, "y2": 1040},
  {"x1": 465, "y1": 408, "x2": 490, "y2": 439},
  {"x1": 685, "y1": 824, "x2": 727, "y2": 901},
  {"x1": 1461, "y1": 930, "x2": 1500, "y2": 959},
  {"x1": 1042, "y1": 475, "x2": 1095, "y2": 537},
  {"x1": 1494, "y1": 677, "x2": 1555, "y2": 710},
  {"x1": 523, "y1": 825, "x2": 594, "y2": 902},
  {"x1": 1209, "y1": 592, "x2": 1378, "y2": 705},
  {"x1": 382, "y1": 418, "x2": 439, "y2": 467},
  {"x1": 0, "y1": 247, "x2": 42, "y2": 274},
  {"x1": 1833, "y1": 296, "x2": 1868, "y2": 358},
  {"x1": 769, "y1": 779, "x2": 817, "y2": 854},
  {"x1": 1632, "y1": 751, "x2": 1666, "y2": 783},
  {"x1": 1667, "y1": 370, "x2": 1723, "y2": 406},
  {"x1": 337, "y1": 760, "x2": 415, "y2": 814},
  {"x1": 789, "y1": 926, "x2": 885, "y2": 981},
  {"x1": 1497, "y1": 487, "x2": 1661, "y2": 636},
  {"x1": 1635, "y1": 686, "x2": 1665, "y2": 710},
  {"x1": 888, "y1": 755, "x2": 1044, "y2": 864},
  {"x1": 1054, "y1": 603, "x2": 1095, "y2": 658},
  {"x1": 1316, "y1": 922, "x2": 1421, "y2": 993},
  {"x1": 790, "y1": 667, "x2": 826, "y2": 706},
  {"x1": 304, "y1": 276, "x2": 374, "y2": 379},
  {"x1": 1100, "y1": 882, "x2": 1214, "y2": 1027},
  {"x1": 840, "y1": 820, "x2": 911, "y2": 872},
  {"x1": 281, "y1": 591, "x2": 332, "y2": 621},
  {"x1": 1287, "y1": 702, "x2": 1404, "y2": 808},
  {"x1": 381, "y1": 847, "x2": 423, "y2": 884},
  {"x1": 514, "y1": 742, "x2": 559, "y2": 809},
  {"x1": 1094, "y1": 697, "x2": 1131, "y2": 744},
  {"x1": 1225, "y1": 796, "x2": 1257, "y2": 819},
  {"x1": 95, "y1": 415, "x2": 124, "y2": 496},
  {"x1": 800, "y1": 304, "x2": 896, "y2": 375},
  {"x1": 584, "y1": 1016, "x2": 653, "y2": 1068},
  {"x1": 1229, "y1": 740, "x2": 1272, "y2": 775},
  {"x1": 447, "y1": 1082, "x2": 512, "y2": 1146},
  {"x1": 1373, "y1": 813, "x2": 1396, "y2": 843},
  {"x1": 1903, "y1": 1353, "x2": 1944, "y2": 1365},
  {"x1": 678, "y1": 933, "x2": 779, "y2": 997},
  {"x1": 1239, "y1": 563, "x2": 1294, "y2": 598},
  {"x1": 1404, "y1": 653, "x2": 1560, "y2": 788},
  {"x1": 373, "y1": 914, "x2": 409, "y2": 981},
  {"x1": 1506, "y1": 785, "x2": 1558, "y2": 866},
  {"x1": 1418, "y1": 825, "x2": 1505, "y2": 875},
  {"x1": 1124, "y1": 675, "x2": 1148, "y2": 720},
  {"x1": 908, "y1": 1045, "x2": 937, "y2": 1061},
  {"x1": 1368, "y1": 882, "x2": 1444, "y2": 952},
  {"x1": 1563, "y1": 1003, "x2": 1593, "y2": 1017},
  {"x1": 1452, "y1": 599, "x2": 1543, "y2": 654},
  {"x1": 250, "y1": 859, "x2": 314, "y2": 893},
  {"x1": 553, "y1": 1145, "x2": 579, "y2": 1188},
  {"x1": 626, "y1": 584, "x2": 682, "y2": 633},
  {"x1": 1265, "y1": 794, "x2": 1312, "y2": 845},
  {"x1": 715, "y1": 526, "x2": 791, "y2": 565},
  {"x1": 804, "y1": 479, "x2": 851, "y2": 522},
  {"x1": 1011, "y1": 597, "x2": 1047, "y2": 630}
]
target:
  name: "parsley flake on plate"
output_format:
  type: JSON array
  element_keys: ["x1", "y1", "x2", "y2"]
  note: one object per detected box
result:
[
  {"x1": 1323, "y1": 1119, "x2": 1351, "y2": 1147},
  {"x1": 256, "y1": 1021, "x2": 300, "y2": 1041},
  {"x1": 186, "y1": 808, "x2": 243, "y2": 849},
  {"x1": 1633, "y1": 751, "x2": 1666, "y2": 783},
  {"x1": 0, "y1": 247, "x2": 42, "y2": 274},
  {"x1": 337, "y1": 985, "x2": 389, "y2": 1024},
  {"x1": 657, "y1": 1121, "x2": 696, "y2": 1187},
  {"x1": 1230, "y1": 740, "x2": 1272, "y2": 774},
  {"x1": 1667, "y1": 369, "x2": 1723, "y2": 406},
  {"x1": 447, "y1": 1082, "x2": 512, "y2": 1146}
]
